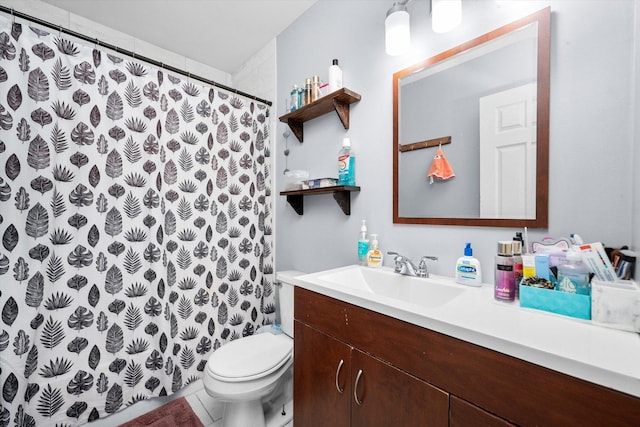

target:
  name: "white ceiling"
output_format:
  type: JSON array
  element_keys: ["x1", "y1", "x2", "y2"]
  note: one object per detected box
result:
[{"x1": 39, "y1": 0, "x2": 317, "y2": 74}]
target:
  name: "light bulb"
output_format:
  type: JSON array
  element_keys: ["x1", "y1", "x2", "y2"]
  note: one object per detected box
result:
[{"x1": 385, "y1": 8, "x2": 410, "y2": 56}]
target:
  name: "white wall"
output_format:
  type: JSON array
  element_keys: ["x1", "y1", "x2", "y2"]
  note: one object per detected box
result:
[{"x1": 275, "y1": 0, "x2": 638, "y2": 280}]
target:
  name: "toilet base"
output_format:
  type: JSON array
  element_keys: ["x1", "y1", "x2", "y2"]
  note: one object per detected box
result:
[{"x1": 222, "y1": 400, "x2": 265, "y2": 427}]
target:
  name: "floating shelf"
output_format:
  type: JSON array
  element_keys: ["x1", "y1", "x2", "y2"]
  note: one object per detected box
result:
[
  {"x1": 279, "y1": 88, "x2": 361, "y2": 143},
  {"x1": 280, "y1": 186, "x2": 361, "y2": 215}
]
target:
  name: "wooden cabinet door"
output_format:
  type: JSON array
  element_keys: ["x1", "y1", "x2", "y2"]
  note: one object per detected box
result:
[
  {"x1": 350, "y1": 349, "x2": 449, "y2": 427},
  {"x1": 294, "y1": 321, "x2": 352, "y2": 427},
  {"x1": 450, "y1": 395, "x2": 515, "y2": 427}
]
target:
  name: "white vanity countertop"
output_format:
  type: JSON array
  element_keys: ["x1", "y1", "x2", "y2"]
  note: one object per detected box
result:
[{"x1": 286, "y1": 265, "x2": 640, "y2": 399}]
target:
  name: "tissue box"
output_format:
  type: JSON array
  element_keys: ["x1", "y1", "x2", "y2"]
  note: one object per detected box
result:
[
  {"x1": 301, "y1": 178, "x2": 338, "y2": 189},
  {"x1": 591, "y1": 279, "x2": 640, "y2": 332},
  {"x1": 519, "y1": 284, "x2": 591, "y2": 320}
]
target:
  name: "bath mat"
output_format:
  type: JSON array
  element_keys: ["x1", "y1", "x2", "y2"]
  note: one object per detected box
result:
[{"x1": 119, "y1": 397, "x2": 204, "y2": 427}]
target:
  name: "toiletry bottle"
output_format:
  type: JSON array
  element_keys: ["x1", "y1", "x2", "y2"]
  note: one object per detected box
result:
[
  {"x1": 303, "y1": 78, "x2": 312, "y2": 105},
  {"x1": 367, "y1": 234, "x2": 383, "y2": 268},
  {"x1": 328, "y1": 58, "x2": 343, "y2": 93},
  {"x1": 297, "y1": 86, "x2": 303, "y2": 109},
  {"x1": 311, "y1": 75, "x2": 321, "y2": 102},
  {"x1": 455, "y1": 242, "x2": 482, "y2": 286},
  {"x1": 512, "y1": 233, "x2": 523, "y2": 298},
  {"x1": 522, "y1": 254, "x2": 536, "y2": 278},
  {"x1": 358, "y1": 220, "x2": 369, "y2": 266},
  {"x1": 290, "y1": 84, "x2": 300, "y2": 111},
  {"x1": 495, "y1": 241, "x2": 515, "y2": 301},
  {"x1": 338, "y1": 138, "x2": 356, "y2": 186},
  {"x1": 557, "y1": 250, "x2": 590, "y2": 295}
]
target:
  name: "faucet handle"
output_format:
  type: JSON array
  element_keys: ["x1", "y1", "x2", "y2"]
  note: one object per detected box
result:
[
  {"x1": 417, "y1": 256, "x2": 438, "y2": 278},
  {"x1": 387, "y1": 251, "x2": 405, "y2": 273}
]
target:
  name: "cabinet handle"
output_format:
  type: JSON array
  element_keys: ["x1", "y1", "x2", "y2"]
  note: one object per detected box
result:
[
  {"x1": 354, "y1": 369, "x2": 363, "y2": 406},
  {"x1": 335, "y1": 359, "x2": 345, "y2": 394}
]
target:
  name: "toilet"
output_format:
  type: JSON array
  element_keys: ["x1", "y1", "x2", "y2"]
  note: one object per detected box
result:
[{"x1": 203, "y1": 271, "x2": 302, "y2": 427}]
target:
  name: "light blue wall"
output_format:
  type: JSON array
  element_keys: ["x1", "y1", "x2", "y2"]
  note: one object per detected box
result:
[{"x1": 275, "y1": 0, "x2": 637, "y2": 281}]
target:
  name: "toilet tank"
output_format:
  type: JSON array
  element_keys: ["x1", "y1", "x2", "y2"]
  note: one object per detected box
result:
[{"x1": 275, "y1": 271, "x2": 305, "y2": 337}]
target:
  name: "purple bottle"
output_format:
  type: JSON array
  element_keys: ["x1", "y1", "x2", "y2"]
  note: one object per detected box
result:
[{"x1": 494, "y1": 241, "x2": 515, "y2": 301}]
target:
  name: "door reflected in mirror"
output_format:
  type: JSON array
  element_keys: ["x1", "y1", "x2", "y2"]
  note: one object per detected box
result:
[{"x1": 393, "y1": 7, "x2": 550, "y2": 227}]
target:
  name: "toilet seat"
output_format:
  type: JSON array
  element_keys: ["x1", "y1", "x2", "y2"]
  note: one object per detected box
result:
[{"x1": 207, "y1": 333, "x2": 292, "y2": 382}]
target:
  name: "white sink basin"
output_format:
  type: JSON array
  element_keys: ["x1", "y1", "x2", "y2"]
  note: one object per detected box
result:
[{"x1": 304, "y1": 265, "x2": 467, "y2": 309}]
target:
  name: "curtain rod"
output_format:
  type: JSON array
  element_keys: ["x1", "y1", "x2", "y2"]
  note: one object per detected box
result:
[{"x1": 0, "y1": 5, "x2": 273, "y2": 106}]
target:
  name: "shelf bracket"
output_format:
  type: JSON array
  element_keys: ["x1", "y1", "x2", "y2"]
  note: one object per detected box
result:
[
  {"x1": 332, "y1": 191, "x2": 352, "y2": 215},
  {"x1": 287, "y1": 120, "x2": 304, "y2": 143},
  {"x1": 332, "y1": 99, "x2": 351, "y2": 129},
  {"x1": 280, "y1": 186, "x2": 360, "y2": 216},
  {"x1": 286, "y1": 194, "x2": 304, "y2": 215}
]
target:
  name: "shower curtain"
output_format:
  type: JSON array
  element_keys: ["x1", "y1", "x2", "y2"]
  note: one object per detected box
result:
[{"x1": 0, "y1": 15, "x2": 274, "y2": 426}]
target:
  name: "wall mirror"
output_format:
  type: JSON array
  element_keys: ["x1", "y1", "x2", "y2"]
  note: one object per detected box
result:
[{"x1": 393, "y1": 7, "x2": 550, "y2": 227}]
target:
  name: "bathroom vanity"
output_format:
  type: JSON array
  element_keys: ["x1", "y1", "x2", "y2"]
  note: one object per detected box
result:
[{"x1": 292, "y1": 266, "x2": 640, "y2": 426}]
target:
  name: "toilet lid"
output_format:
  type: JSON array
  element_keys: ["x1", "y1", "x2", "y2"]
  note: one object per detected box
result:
[{"x1": 207, "y1": 333, "x2": 292, "y2": 382}]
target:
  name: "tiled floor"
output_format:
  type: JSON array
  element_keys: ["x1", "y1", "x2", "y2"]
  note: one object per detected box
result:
[{"x1": 90, "y1": 379, "x2": 293, "y2": 427}]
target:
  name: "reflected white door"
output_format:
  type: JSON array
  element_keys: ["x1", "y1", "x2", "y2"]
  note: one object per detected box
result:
[{"x1": 479, "y1": 83, "x2": 536, "y2": 218}]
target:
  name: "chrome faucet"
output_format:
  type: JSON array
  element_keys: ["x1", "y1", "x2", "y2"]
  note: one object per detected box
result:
[{"x1": 387, "y1": 252, "x2": 438, "y2": 278}]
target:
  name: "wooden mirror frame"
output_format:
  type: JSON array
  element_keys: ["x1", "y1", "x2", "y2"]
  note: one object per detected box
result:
[{"x1": 392, "y1": 7, "x2": 550, "y2": 228}]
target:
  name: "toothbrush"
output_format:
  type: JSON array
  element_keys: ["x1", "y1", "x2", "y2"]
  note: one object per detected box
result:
[{"x1": 570, "y1": 233, "x2": 584, "y2": 245}]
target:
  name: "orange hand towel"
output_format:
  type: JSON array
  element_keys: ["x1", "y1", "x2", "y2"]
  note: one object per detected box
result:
[{"x1": 427, "y1": 148, "x2": 455, "y2": 184}]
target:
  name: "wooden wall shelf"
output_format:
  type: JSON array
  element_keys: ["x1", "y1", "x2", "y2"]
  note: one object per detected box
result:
[
  {"x1": 279, "y1": 88, "x2": 361, "y2": 142},
  {"x1": 280, "y1": 186, "x2": 360, "y2": 215}
]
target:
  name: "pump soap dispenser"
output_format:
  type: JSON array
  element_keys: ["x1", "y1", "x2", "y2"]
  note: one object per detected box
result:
[
  {"x1": 358, "y1": 220, "x2": 369, "y2": 266},
  {"x1": 455, "y1": 242, "x2": 482, "y2": 286},
  {"x1": 366, "y1": 234, "x2": 383, "y2": 268}
]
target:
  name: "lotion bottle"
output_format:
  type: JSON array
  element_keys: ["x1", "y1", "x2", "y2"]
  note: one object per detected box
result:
[
  {"x1": 328, "y1": 58, "x2": 343, "y2": 93},
  {"x1": 357, "y1": 220, "x2": 369, "y2": 266},
  {"x1": 455, "y1": 242, "x2": 482, "y2": 286},
  {"x1": 366, "y1": 234, "x2": 383, "y2": 268}
]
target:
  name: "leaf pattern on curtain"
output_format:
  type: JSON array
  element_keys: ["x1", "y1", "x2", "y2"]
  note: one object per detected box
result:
[{"x1": 0, "y1": 15, "x2": 273, "y2": 425}]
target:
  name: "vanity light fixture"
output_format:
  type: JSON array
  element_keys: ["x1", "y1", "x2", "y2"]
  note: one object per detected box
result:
[
  {"x1": 385, "y1": 0, "x2": 462, "y2": 56},
  {"x1": 385, "y1": 0, "x2": 411, "y2": 56},
  {"x1": 431, "y1": 0, "x2": 462, "y2": 33}
]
